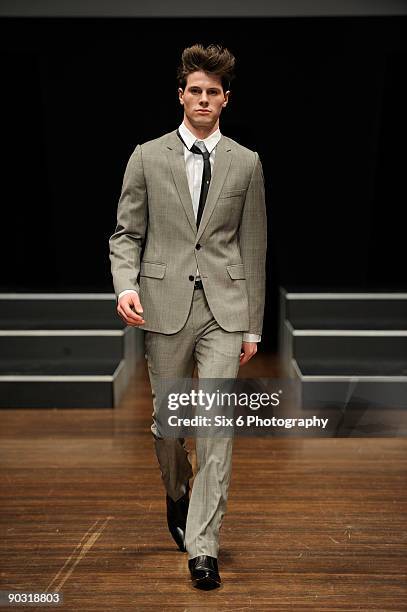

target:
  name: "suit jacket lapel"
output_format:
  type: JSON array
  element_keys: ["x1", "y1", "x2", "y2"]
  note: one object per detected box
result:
[
  {"x1": 196, "y1": 134, "x2": 232, "y2": 242},
  {"x1": 165, "y1": 129, "x2": 232, "y2": 241},
  {"x1": 165, "y1": 130, "x2": 197, "y2": 234}
]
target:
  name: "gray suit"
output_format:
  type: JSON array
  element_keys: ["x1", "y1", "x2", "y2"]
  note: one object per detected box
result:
[
  {"x1": 109, "y1": 127, "x2": 267, "y2": 560},
  {"x1": 109, "y1": 128, "x2": 267, "y2": 335}
]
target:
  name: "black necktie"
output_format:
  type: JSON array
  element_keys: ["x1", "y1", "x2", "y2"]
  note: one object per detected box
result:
[{"x1": 176, "y1": 128, "x2": 211, "y2": 229}]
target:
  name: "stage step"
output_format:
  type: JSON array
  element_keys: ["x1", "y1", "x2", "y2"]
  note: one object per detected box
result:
[
  {"x1": 279, "y1": 288, "x2": 407, "y2": 417},
  {"x1": 292, "y1": 357, "x2": 407, "y2": 418},
  {"x1": 282, "y1": 289, "x2": 407, "y2": 330},
  {"x1": 0, "y1": 359, "x2": 127, "y2": 408},
  {"x1": 0, "y1": 294, "x2": 144, "y2": 408},
  {"x1": 292, "y1": 329, "x2": 407, "y2": 362}
]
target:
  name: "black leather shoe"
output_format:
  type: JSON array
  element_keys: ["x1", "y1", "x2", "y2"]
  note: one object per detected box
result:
[
  {"x1": 188, "y1": 555, "x2": 221, "y2": 589},
  {"x1": 166, "y1": 481, "x2": 190, "y2": 552}
]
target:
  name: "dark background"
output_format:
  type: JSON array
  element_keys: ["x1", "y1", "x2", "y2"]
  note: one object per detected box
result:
[{"x1": 0, "y1": 16, "x2": 406, "y2": 349}]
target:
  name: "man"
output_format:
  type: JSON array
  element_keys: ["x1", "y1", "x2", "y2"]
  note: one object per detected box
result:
[{"x1": 109, "y1": 43, "x2": 267, "y2": 589}]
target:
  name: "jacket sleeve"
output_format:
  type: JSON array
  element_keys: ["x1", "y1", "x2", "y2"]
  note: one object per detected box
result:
[
  {"x1": 108, "y1": 145, "x2": 148, "y2": 299},
  {"x1": 238, "y1": 152, "x2": 267, "y2": 336}
]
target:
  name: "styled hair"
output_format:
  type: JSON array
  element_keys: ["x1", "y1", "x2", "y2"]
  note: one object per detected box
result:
[{"x1": 177, "y1": 43, "x2": 236, "y2": 94}]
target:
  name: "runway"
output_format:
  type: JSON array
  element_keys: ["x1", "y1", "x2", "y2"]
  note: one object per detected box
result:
[{"x1": 0, "y1": 353, "x2": 406, "y2": 610}]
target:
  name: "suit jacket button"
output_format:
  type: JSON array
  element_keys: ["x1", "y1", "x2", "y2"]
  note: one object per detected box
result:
[
  {"x1": 196, "y1": 244, "x2": 201, "y2": 250},
  {"x1": 189, "y1": 275, "x2": 194, "y2": 281}
]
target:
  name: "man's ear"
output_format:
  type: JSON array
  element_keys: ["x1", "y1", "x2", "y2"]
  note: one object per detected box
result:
[
  {"x1": 223, "y1": 90, "x2": 231, "y2": 106},
  {"x1": 178, "y1": 87, "x2": 184, "y2": 105}
]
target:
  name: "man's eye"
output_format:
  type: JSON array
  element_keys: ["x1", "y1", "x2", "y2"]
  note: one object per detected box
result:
[{"x1": 190, "y1": 89, "x2": 218, "y2": 94}]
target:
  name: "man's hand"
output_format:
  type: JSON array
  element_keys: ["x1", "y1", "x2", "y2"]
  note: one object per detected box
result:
[
  {"x1": 239, "y1": 341, "x2": 258, "y2": 366},
  {"x1": 117, "y1": 293, "x2": 145, "y2": 327}
]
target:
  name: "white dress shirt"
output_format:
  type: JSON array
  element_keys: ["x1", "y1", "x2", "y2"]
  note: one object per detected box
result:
[{"x1": 118, "y1": 121, "x2": 261, "y2": 343}]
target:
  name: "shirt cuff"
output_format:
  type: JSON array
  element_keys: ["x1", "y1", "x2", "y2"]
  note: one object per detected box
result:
[
  {"x1": 118, "y1": 289, "x2": 139, "y2": 300},
  {"x1": 243, "y1": 333, "x2": 261, "y2": 343}
]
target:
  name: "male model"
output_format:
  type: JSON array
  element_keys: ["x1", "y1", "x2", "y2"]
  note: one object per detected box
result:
[{"x1": 109, "y1": 43, "x2": 267, "y2": 589}]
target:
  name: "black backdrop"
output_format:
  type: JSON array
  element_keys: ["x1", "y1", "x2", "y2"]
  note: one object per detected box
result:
[{"x1": 1, "y1": 17, "x2": 406, "y2": 349}]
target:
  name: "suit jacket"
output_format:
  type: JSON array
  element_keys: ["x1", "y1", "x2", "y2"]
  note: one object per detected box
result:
[{"x1": 109, "y1": 128, "x2": 267, "y2": 335}]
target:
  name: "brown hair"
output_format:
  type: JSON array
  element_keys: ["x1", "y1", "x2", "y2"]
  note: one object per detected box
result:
[{"x1": 177, "y1": 43, "x2": 236, "y2": 94}]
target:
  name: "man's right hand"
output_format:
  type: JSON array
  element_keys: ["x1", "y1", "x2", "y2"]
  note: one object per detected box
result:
[{"x1": 117, "y1": 292, "x2": 145, "y2": 327}]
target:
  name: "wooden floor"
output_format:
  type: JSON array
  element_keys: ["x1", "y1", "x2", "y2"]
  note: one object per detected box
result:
[{"x1": 0, "y1": 353, "x2": 406, "y2": 611}]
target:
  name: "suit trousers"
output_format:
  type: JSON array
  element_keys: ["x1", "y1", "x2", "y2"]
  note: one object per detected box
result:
[{"x1": 144, "y1": 285, "x2": 243, "y2": 560}]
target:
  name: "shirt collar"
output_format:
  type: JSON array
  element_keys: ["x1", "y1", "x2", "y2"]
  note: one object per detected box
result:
[{"x1": 178, "y1": 121, "x2": 221, "y2": 154}]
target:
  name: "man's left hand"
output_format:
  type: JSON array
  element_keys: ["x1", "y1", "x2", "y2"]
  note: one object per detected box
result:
[{"x1": 239, "y1": 341, "x2": 258, "y2": 366}]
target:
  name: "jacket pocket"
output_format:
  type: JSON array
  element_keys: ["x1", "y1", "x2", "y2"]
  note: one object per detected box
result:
[
  {"x1": 219, "y1": 188, "x2": 246, "y2": 199},
  {"x1": 226, "y1": 263, "x2": 246, "y2": 279},
  {"x1": 140, "y1": 261, "x2": 167, "y2": 279}
]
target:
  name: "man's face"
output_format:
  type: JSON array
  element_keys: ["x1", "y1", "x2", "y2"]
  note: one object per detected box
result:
[{"x1": 178, "y1": 70, "x2": 229, "y2": 128}]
